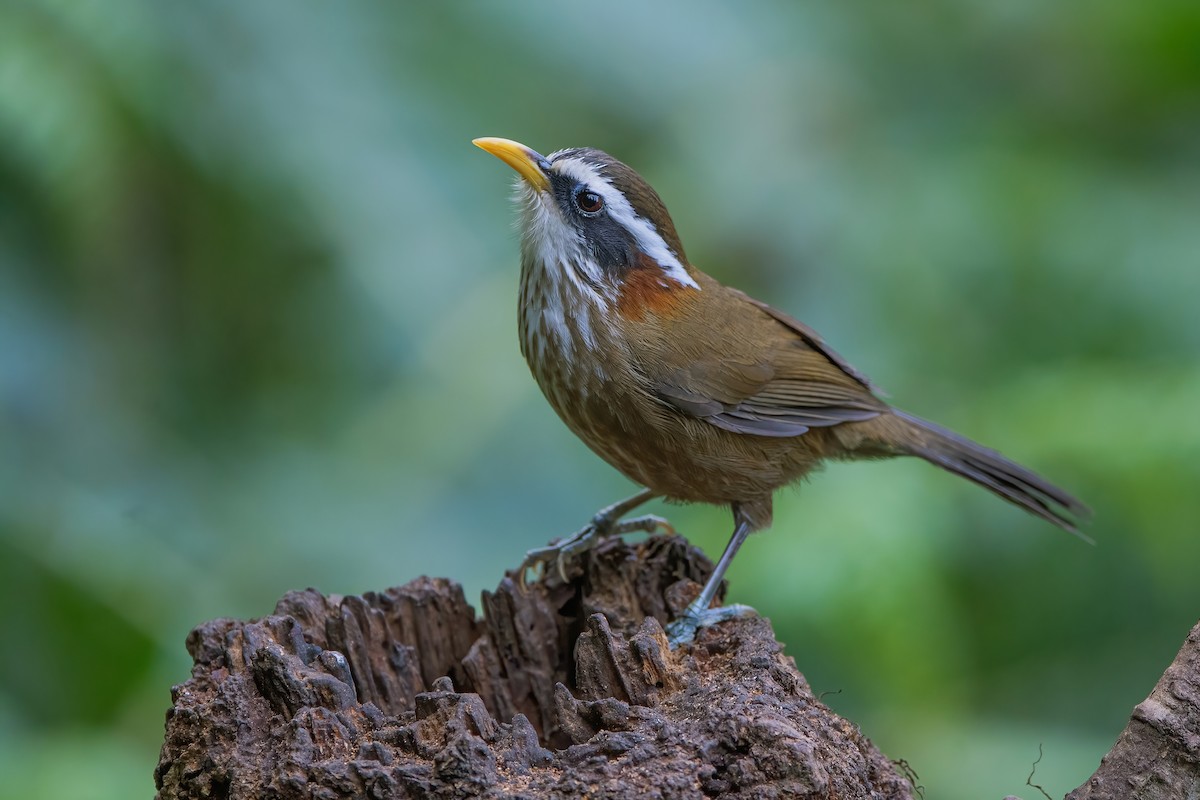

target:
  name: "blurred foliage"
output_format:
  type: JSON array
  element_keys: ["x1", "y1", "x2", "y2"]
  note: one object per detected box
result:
[{"x1": 1, "y1": 1, "x2": 1198, "y2": 798}]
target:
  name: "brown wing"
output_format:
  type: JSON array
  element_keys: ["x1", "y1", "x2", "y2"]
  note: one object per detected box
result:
[
  {"x1": 740, "y1": 291, "x2": 880, "y2": 394},
  {"x1": 644, "y1": 286, "x2": 886, "y2": 438}
]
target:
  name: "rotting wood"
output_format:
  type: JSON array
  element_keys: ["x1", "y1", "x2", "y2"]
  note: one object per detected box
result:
[
  {"x1": 155, "y1": 535, "x2": 913, "y2": 799},
  {"x1": 154, "y1": 533, "x2": 1200, "y2": 799}
]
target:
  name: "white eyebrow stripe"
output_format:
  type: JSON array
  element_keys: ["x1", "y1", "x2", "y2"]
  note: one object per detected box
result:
[{"x1": 550, "y1": 156, "x2": 701, "y2": 290}]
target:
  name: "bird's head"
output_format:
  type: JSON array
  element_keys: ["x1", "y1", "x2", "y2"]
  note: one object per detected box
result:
[{"x1": 473, "y1": 138, "x2": 699, "y2": 294}]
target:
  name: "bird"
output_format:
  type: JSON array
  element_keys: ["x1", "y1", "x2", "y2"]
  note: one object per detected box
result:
[{"x1": 472, "y1": 137, "x2": 1090, "y2": 647}]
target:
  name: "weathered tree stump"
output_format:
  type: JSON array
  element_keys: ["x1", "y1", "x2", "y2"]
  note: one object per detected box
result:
[
  {"x1": 154, "y1": 535, "x2": 914, "y2": 799},
  {"x1": 154, "y1": 533, "x2": 1200, "y2": 799}
]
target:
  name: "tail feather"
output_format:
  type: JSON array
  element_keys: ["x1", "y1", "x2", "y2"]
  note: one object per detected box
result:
[{"x1": 892, "y1": 410, "x2": 1093, "y2": 541}]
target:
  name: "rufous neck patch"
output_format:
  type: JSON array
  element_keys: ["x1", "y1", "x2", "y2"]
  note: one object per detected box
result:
[{"x1": 616, "y1": 252, "x2": 698, "y2": 322}]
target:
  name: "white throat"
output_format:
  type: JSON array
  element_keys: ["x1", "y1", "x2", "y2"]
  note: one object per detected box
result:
[{"x1": 515, "y1": 183, "x2": 605, "y2": 373}]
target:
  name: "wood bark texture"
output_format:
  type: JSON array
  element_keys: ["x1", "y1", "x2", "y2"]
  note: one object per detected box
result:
[
  {"x1": 154, "y1": 535, "x2": 914, "y2": 799},
  {"x1": 154, "y1": 532, "x2": 1200, "y2": 799},
  {"x1": 1066, "y1": 620, "x2": 1200, "y2": 800}
]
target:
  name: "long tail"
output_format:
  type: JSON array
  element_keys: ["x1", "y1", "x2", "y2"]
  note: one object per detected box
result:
[{"x1": 890, "y1": 410, "x2": 1092, "y2": 541}]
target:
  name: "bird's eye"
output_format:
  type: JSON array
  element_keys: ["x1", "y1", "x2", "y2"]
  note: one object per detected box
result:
[{"x1": 574, "y1": 190, "x2": 604, "y2": 214}]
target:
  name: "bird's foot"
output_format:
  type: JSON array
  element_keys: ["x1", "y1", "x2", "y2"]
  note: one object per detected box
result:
[
  {"x1": 666, "y1": 602, "x2": 757, "y2": 649},
  {"x1": 518, "y1": 513, "x2": 674, "y2": 590}
]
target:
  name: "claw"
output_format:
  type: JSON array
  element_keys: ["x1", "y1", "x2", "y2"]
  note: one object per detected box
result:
[
  {"x1": 666, "y1": 603, "x2": 757, "y2": 648},
  {"x1": 516, "y1": 508, "x2": 675, "y2": 590},
  {"x1": 646, "y1": 515, "x2": 674, "y2": 535},
  {"x1": 516, "y1": 547, "x2": 554, "y2": 593},
  {"x1": 515, "y1": 523, "x2": 602, "y2": 590},
  {"x1": 612, "y1": 514, "x2": 673, "y2": 537}
]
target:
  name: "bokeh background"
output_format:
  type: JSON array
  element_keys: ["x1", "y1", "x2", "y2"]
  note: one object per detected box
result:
[{"x1": 2, "y1": 1, "x2": 1198, "y2": 798}]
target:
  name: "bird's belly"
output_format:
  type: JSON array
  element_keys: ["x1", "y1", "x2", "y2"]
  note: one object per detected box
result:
[{"x1": 528, "y1": 353, "x2": 822, "y2": 505}]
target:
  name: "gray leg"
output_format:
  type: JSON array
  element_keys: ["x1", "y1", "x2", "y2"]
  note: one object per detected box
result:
[
  {"x1": 518, "y1": 488, "x2": 670, "y2": 587},
  {"x1": 666, "y1": 514, "x2": 758, "y2": 647}
]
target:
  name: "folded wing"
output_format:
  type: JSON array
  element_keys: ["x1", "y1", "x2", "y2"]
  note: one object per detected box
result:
[{"x1": 648, "y1": 289, "x2": 887, "y2": 437}]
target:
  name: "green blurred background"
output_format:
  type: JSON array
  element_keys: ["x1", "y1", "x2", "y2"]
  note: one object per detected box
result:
[{"x1": 2, "y1": 1, "x2": 1198, "y2": 798}]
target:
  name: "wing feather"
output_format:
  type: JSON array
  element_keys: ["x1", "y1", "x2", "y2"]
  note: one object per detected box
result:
[{"x1": 646, "y1": 291, "x2": 886, "y2": 438}]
